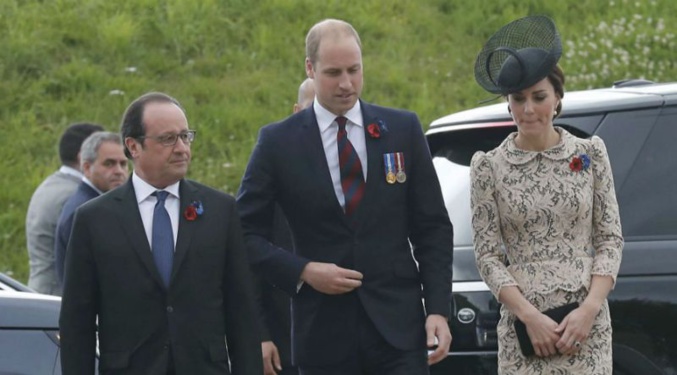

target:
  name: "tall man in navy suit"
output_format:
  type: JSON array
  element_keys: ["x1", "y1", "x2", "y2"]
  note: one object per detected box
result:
[
  {"x1": 60, "y1": 92, "x2": 262, "y2": 375},
  {"x1": 238, "y1": 19, "x2": 454, "y2": 374},
  {"x1": 55, "y1": 131, "x2": 128, "y2": 287}
]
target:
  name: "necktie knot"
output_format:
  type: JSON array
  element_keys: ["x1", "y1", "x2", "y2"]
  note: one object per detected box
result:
[
  {"x1": 154, "y1": 191, "x2": 169, "y2": 205},
  {"x1": 336, "y1": 116, "x2": 348, "y2": 132}
]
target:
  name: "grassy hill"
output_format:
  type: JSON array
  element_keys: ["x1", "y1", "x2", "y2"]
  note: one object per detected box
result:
[{"x1": 1, "y1": 0, "x2": 675, "y2": 282}]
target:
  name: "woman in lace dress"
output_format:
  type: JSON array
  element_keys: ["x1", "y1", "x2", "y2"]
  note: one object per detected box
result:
[{"x1": 470, "y1": 16, "x2": 623, "y2": 374}]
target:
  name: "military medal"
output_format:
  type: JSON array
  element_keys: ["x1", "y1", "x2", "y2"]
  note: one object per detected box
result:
[
  {"x1": 383, "y1": 153, "x2": 397, "y2": 184},
  {"x1": 395, "y1": 152, "x2": 406, "y2": 183}
]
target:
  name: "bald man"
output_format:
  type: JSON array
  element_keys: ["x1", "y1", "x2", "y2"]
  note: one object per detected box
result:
[{"x1": 293, "y1": 78, "x2": 315, "y2": 114}]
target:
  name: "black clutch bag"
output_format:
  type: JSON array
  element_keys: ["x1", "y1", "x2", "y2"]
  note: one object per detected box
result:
[{"x1": 514, "y1": 302, "x2": 579, "y2": 356}]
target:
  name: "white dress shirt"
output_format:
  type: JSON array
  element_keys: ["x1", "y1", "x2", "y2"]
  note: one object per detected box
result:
[
  {"x1": 132, "y1": 172, "x2": 180, "y2": 251},
  {"x1": 59, "y1": 165, "x2": 84, "y2": 179},
  {"x1": 313, "y1": 100, "x2": 368, "y2": 210}
]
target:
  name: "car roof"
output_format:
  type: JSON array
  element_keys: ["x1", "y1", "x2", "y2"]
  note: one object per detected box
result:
[
  {"x1": 428, "y1": 81, "x2": 677, "y2": 134},
  {"x1": 0, "y1": 293, "x2": 61, "y2": 328}
]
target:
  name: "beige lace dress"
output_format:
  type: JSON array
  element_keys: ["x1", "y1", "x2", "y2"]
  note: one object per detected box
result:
[{"x1": 470, "y1": 127, "x2": 623, "y2": 374}]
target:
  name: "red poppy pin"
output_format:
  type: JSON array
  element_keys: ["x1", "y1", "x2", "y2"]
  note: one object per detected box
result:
[
  {"x1": 367, "y1": 119, "x2": 387, "y2": 139},
  {"x1": 569, "y1": 154, "x2": 591, "y2": 172},
  {"x1": 183, "y1": 201, "x2": 204, "y2": 221}
]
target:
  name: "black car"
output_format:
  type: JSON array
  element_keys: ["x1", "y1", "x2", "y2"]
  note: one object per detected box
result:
[
  {"x1": 427, "y1": 80, "x2": 677, "y2": 375},
  {"x1": 0, "y1": 276, "x2": 63, "y2": 375}
]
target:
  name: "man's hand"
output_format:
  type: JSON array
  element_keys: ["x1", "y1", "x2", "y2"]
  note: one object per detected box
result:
[
  {"x1": 261, "y1": 341, "x2": 282, "y2": 375},
  {"x1": 300, "y1": 262, "x2": 363, "y2": 294},
  {"x1": 426, "y1": 314, "x2": 452, "y2": 365}
]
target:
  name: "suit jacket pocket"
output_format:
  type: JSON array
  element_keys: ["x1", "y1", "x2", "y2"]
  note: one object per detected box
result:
[
  {"x1": 392, "y1": 259, "x2": 420, "y2": 279},
  {"x1": 100, "y1": 350, "x2": 131, "y2": 371},
  {"x1": 208, "y1": 341, "x2": 229, "y2": 362}
]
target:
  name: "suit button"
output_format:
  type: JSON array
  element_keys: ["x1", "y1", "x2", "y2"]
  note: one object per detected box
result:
[{"x1": 166, "y1": 306, "x2": 174, "y2": 313}]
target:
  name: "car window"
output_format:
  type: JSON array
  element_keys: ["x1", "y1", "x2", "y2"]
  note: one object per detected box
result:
[
  {"x1": 593, "y1": 108, "x2": 662, "y2": 189},
  {"x1": 430, "y1": 124, "x2": 593, "y2": 247},
  {"x1": 613, "y1": 106, "x2": 677, "y2": 238},
  {"x1": 431, "y1": 125, "x2": 517, "y2": 246}
]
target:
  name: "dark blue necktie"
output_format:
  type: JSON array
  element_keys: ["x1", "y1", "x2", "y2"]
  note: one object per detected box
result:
[
  {"x1": 152, "y1": 191, "x2": 174, "y2": 288},
  {"x1": 336, "y1": 116, "x2": 365, "y2": 215}
]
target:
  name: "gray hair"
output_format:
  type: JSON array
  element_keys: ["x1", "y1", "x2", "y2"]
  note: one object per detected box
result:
[{"x1": 80, "y1": 131, "x2": 123, "y2": 167}]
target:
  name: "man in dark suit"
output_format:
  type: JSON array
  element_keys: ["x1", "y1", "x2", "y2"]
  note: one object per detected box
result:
[
  {"x1": 55, "y1": 131, "x2": 128, "y2": 287},
  {"x1": 259, "y1": 78, "x2": 314, "y2": 375},
  {"x1": 238, "y1": 19, "x2": 454, "y2": 375},
  {"x1": 60, "y1": 92, "x2": 262, "y2": 375}
]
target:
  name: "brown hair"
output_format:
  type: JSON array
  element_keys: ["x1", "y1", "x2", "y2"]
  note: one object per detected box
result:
[
  {"x1": 548, "y1": 65, "x2": 565, "y2": 117},
  {"x1": 305, "y1": 19, "x2": 361, "y2": 67}
]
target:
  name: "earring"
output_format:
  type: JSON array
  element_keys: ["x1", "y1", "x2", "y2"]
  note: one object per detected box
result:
[
  {"x1": 553, "y1": 110, "x2": 558, "y2": 116},
  {"x1": 507, "y1": 105, "x2": 512, "y2": 114}
]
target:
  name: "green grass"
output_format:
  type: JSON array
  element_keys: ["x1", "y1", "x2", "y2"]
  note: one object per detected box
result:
[{"x1": 1, "y1": 0, "x2": 675, "y2": 283}]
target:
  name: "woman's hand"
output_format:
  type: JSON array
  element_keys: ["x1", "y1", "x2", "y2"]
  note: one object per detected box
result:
[
  {"x1": 524, "y1": 312, "x2": 561, "y2": 357},
  {"x1": 554, "y1": 303, "x2": 599, "y2": 355}
]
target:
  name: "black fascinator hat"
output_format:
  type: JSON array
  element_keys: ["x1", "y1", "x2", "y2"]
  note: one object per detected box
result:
[{"x1": 474, "y1": 15, "x2": 561, "y2": 95}]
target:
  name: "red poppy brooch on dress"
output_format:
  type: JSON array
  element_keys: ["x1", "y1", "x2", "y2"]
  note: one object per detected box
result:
[
  {"x1": 183, "y1": 201, "x2": 204, "y2": 221},
  {"x1": 569, "y1": 154, "x2": 591, "y2": 172},
  {"x1": 367, "y1": 119, "x2": 387, "y2": 139}
]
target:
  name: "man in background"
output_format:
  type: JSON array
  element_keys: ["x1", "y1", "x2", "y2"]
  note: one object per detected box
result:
[
  {"x1": 26, "y1": 122, "x2": 104, "y2": 295},
  {"x1": 54, "y1": 131, "x2": 128, "y2": 287},
  {"x1": 259, "y1": 77, "x2": 314, "y2": 375},
  {"x1": 293, "y1": 78, "x2": 315, "y2": 114}
]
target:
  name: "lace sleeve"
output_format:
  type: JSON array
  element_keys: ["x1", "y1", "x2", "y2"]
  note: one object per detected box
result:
[{"x1": 470, "y1": 151, "x2": 518, "y2": 300}]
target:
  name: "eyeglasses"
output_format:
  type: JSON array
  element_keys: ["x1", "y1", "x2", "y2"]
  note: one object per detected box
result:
[{"x1": 138, "y1": 130, "x2": 196, "y2": 146}]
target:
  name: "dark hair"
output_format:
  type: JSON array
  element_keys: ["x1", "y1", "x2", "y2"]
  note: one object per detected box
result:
[
  {"x1": 58, "y1": 123, "x2": 105, "y2": 167},
  {"x1": 548, "y1": 65, "x2": 565, "y2": 117},
  {"x1": 120, "y1": 92, "x2": 183, "y2": 158}
]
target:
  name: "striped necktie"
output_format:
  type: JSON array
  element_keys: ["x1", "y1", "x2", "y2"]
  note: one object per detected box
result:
[{"x1": 336, "y1": 116, "x2": 365, "y2": 215}]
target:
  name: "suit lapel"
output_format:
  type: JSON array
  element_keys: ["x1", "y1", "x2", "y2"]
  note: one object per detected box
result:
[
  {"x1": 350, "y1": 102, "x2": 384, "y2": 227},
  {"x1": 171, "y1": 179, "x2": 199, "y2": 283},
  {"x1": 113, "y1": 180, "x2": 165, "y2": 288}
]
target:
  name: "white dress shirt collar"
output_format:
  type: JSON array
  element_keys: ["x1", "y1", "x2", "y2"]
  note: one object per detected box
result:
[
  {"x1": 313, "y1": 100, "x2": 363, "y2": 134},
  {"x1": 132, "y1": 172, "x2": 181, "y2": 250},
  {"x1": 132, "y1": 172, "x2": 181, "y2": 204},
  {"x1": 59, "y1": 165, "x2": 83, "y2": 179}
]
